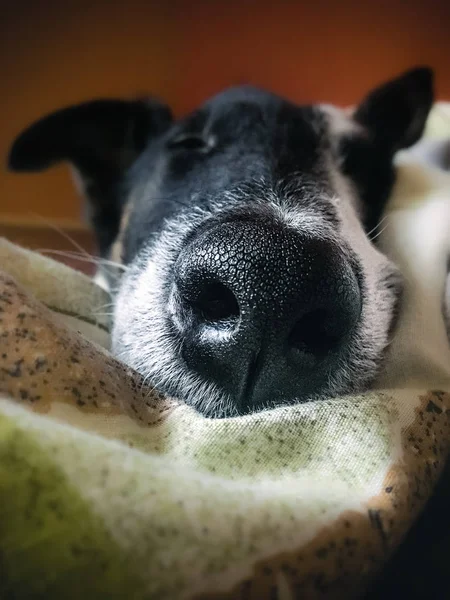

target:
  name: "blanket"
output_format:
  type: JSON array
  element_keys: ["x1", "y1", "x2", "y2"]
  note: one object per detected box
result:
[{"x1": 0, "y1": 104, "x2": 449, "y2": 599}]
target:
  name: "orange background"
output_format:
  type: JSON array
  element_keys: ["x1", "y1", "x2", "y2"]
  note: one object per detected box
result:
[{"x1": 1, "y1": 0, "x2": 449, "y2": 226}]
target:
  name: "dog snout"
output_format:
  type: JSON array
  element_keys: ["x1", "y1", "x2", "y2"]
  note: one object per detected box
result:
[{"x1": 172, "y1": 218, "x2": 362, "y2": 414}]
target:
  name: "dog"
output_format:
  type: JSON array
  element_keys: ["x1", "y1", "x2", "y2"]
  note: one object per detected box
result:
[{"x1": 7, "y1": 67, "x2": 434, "y2": 418}]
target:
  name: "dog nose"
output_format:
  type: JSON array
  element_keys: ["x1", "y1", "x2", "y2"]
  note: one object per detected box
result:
[{"x1": 173, "y1": 218, "x2": 361, "y2": 414}]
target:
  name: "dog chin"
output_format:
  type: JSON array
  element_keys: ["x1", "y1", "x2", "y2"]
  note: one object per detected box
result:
[{"x1": 148, "y1": 361, "x2": 364, "y2": 419}]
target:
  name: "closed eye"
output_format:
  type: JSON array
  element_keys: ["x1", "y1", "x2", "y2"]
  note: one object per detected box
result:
[{"x1": 168, "y1": 134, "x2": 215, "y2": 153}]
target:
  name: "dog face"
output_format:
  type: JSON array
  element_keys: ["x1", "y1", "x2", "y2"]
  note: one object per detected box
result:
[{"x1": 8, "y1": 68, "x2": 434, "y2": 417}]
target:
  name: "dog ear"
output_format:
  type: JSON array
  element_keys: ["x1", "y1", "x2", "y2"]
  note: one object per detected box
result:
[
  {"x1": 353, "y1": 67, "x2": 434, "y2": 154},
  {"x1": 7, "y1": 97, "x2": 173, "y2": 254}
]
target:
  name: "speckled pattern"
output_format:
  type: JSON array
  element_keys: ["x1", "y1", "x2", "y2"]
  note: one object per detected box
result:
[
  {"x1": 193, "y1": 391, "x2": 450, "y2": 600},
  {"x1": 1, "y1": 243, "x2": 450, "y2": 599},
  {"x1": 0, "y1": 271, "x2": 179, "y2": 426},
  {"x1": 0, "y1": 414, "x2": 148, "y2": 599}
]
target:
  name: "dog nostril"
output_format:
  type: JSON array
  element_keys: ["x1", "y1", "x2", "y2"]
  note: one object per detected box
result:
[
  {"x1": 288, "y1": 308, "x2": 342, "y2": 357},
  {"x1": 192, "y1": 282, "x2": 240, "y2": 323}
]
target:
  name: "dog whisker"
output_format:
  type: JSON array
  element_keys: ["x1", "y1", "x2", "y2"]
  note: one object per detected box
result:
[
  {"x1": 366, "y1": 214, "x2": 389, "y2": 238},
  {"x1": 369, "y1": 220, "x2": 390, "y2": 242},
  {"x1": 36, "y1": 249, "x2": 128, "y2": 272},
  {"x1": 27, "y1": 212, "x2": 94, "y2": 256}
]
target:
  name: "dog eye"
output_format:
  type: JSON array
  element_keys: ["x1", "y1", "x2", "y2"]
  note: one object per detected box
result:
[{"x1": 168, "y1": 134, "x2": 214, "y2": 153}]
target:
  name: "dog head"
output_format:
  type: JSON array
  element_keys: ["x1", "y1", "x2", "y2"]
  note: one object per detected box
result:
[{"x1": 8, "y1": 67, "x2": 434, "y2": 417}]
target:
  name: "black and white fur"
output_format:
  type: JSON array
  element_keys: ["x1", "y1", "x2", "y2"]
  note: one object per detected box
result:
[{"x1": 7, "y1": 67, "x2": 434, "y2": 417}]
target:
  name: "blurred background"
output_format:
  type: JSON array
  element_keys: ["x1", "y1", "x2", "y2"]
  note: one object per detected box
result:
[{"x1": 1, "y1": 0, "x2": 449, "y2": 270}]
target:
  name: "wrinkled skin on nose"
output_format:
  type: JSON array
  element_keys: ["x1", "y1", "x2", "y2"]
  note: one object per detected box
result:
[{"x1": 172, "y1": 218, "x2": 361, "y2": 414}]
